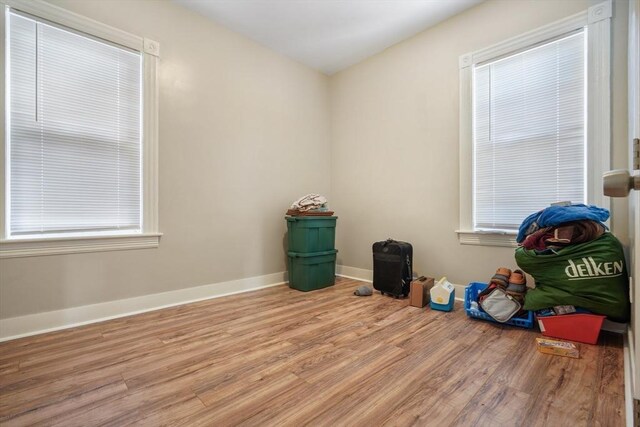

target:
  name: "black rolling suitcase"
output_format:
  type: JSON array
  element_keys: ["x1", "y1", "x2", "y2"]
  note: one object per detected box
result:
[{"x1": 372, "y1": 239, "x2": 413, "y2": 298}]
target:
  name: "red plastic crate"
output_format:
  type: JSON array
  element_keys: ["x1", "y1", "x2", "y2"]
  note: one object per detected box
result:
[{"x1": 536, "y1": 313, "x2": 606, "y2": 344}]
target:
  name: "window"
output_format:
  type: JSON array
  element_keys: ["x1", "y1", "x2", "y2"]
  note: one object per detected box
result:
[
  {"x1": 8, "y1": 11, "x2": 142, "y2": 237},
  {"x1": 1, "y1": 0, "x2": 160, "y2": 257},
  {"x1": 458, "y1": 1, "x2": 611, "y2": 246},
  {"x1": 474, "y1": 32, "x2": 586, "y2": 231}
]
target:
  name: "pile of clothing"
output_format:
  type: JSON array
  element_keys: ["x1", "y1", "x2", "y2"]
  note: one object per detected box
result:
[
  {"x1": 515, "y1": 204, "x2": 630, "y2": 322},
  {"x1": 517, "y1": 204, "x2": 608, "y2": 251},
  {"x1": 287, "y1": 194, "x2": 333, "y2": 216}
]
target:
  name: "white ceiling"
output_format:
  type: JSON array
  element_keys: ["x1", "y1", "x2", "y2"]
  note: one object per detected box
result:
[{"x1": 173, "y1": 0, "x2": 483, "y2": 75}]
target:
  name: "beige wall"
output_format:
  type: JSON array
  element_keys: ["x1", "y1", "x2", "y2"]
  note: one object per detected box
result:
[
  {"x1": 0, "y1": 0, "x2": 629, "y2": 320},
  {"x1": 329, "y1": 0, "x2": 629, "y2": 285},
  {"x1": 0, "y1": 0, "x2": 330, "y2": 318}
]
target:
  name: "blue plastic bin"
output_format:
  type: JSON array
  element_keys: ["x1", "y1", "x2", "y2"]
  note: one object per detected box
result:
[{"x1": 464, "y1": 282, "x2": 534, "y2": 329}]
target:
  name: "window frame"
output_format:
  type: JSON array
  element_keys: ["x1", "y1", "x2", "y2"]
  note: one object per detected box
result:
[
  {"x1": 0, "y1": 0, "x2": 161, "y2": 258},
  {"x1": 457, "y1": 0, "x2": 612, "y2": 247}
]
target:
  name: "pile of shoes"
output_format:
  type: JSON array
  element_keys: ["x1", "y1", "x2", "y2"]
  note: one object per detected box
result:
[
  {"x1": 515, "y1": 203, "x2": 630, "y2": 322},
  {"x1": 477, "y1": 268, "x2": 528, "y2": 323}
]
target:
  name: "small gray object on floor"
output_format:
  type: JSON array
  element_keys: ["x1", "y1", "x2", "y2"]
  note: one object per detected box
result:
[{"x1": 354, "y1": 286, "x2": 373, "y2": 296}]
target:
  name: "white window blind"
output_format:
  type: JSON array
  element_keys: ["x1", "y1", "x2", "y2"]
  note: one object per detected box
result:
[
  {"x1": 7, "y1": 10, "x2": 142, "y2": 237},
  {"x1": 473, "y1": 31, "x2": 586, "y2": 231}
]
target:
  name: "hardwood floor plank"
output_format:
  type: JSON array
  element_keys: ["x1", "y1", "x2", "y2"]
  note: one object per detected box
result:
[
  {"x1": 49, "y1": 386, "x2": 202, "y2": 427},
  {"x1": 236, "y1": 381, "x2": 315, "y2": 427},
  {"x1": 239, "y1": 344, "x2": 409, "y2": 427},
  {"x1": 297, "y1": 341, "x2": 407, "y2": 386},
  {"x1": 124, "y1": 338, "x2": 295, "y2": 391},
  {"x1": 450, "y1": 382, "x2": 532, "y2": 427},
  {"x1": 0, "y1": 361, "x2": 20, "y2": 376},
  {"x1": 588, "y1": 332, "x2": 625, "y2": 426},
  {"x1": 127, "y1": 396, "x2": 207, "y2": 426},
  {"x1": 322, "y1": 326, "x2": 510, "y2": 427},
  {"x1": 598, "y1": 332, "x2": 625, "y2": 396},
  {"x1": 0, "y1": 332, "x2": 105, "y2": 366},
  {"x1": 521, "y1": 351, "x2": 600, "y2": 425},
  {"x1": 0, "y1": 374, "x2": 126, "y2": 422},
  {"x1": 0, "y1": 378, "x2": 129, "y2": 427},
  {"x1": 178, "y1": 373, "x2": 307, "y2": 426},
  {"x1": 0, "y1": 337, "x2": 165, "y2": 392},
  {"x1": 592, "y1": 392, "x2": 625, "y2": 427},
  {"x1": 17, "y1": 335, "x2": 164, "y2": 372}
]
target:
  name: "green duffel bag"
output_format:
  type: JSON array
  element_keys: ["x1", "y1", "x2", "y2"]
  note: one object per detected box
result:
[{"x1": 515, "y1": 232, "x2": 630, "y2": 322}]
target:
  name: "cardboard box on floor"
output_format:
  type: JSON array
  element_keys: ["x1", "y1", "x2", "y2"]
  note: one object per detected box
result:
[
  {"x1": 535, "y1": 337, "x2": 580, "y2": 359},
  {"x1": 410, "y1": 276, "x2": 435, "y2": 308}
]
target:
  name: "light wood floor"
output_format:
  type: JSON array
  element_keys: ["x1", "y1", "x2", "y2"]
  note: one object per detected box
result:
[{"x1": 0, "y1": 277, "x2": 624, "y2": 426}]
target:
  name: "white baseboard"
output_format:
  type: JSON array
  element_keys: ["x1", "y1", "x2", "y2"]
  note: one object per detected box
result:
[
  {"x1": 336, "y1": 265, "x2": 373, "y2": 282},
  {"x1": 624, "y1": 331, "x2": 634, "y2": 427},
  {"x1": 336, "y1": 265, "x2": 466, "y2": 301},
  {"x1": 0, "y1": 271, "x2": 288, "y2": 342},
  {"x1": 1, "y1": 266, "x2": 467, "y2": 342}
]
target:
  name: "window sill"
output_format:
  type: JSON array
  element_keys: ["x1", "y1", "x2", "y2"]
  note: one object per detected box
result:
[
  {"x1": 0, "y1": 233, "x2": 162, "y2": 258},
  {"x1": 456, "y1": 230, "x2": 518, "y2": 248}
]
